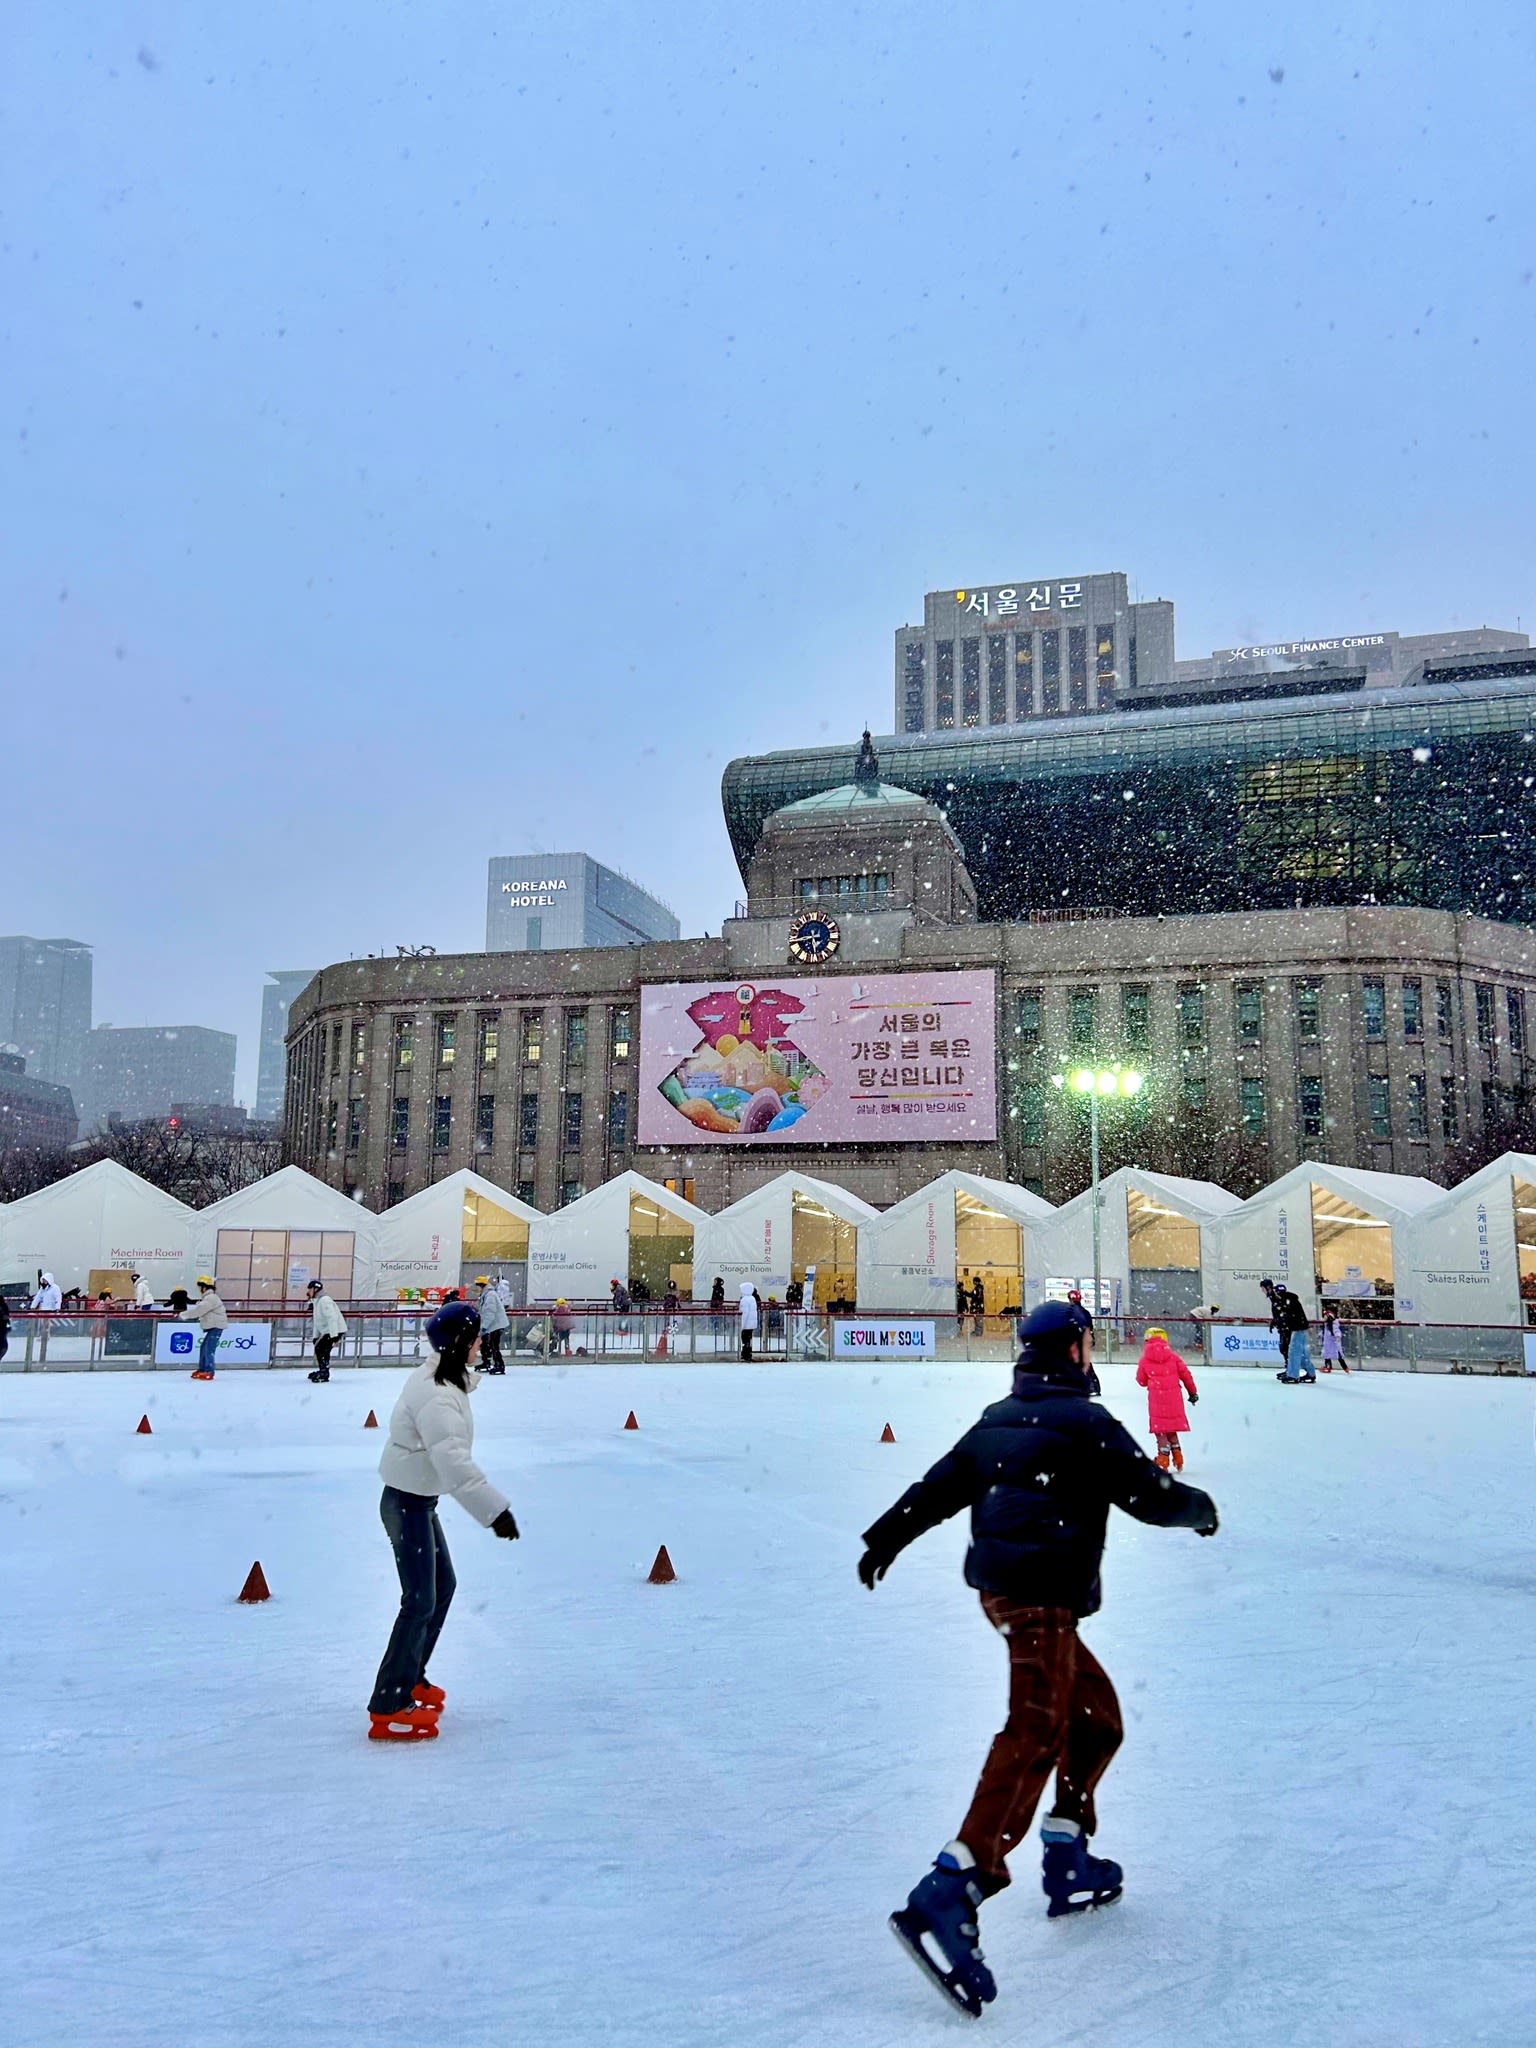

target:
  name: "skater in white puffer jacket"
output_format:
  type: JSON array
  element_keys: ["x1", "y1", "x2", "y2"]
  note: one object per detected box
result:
[
  {"x1": 366, "y1": 1300, "x2": 519, "y2": 1742},
  {"x1": 306, "y1": 1279, "x2": 347, "y2": 1382}
]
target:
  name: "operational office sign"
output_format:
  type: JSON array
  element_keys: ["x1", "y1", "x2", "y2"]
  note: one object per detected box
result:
[{"x1": 1212, "y1": 635, "x2": 1388, "y2": 662}]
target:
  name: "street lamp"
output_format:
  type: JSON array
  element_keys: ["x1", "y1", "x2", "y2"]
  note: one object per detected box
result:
[{"x1": 1051, "y1": 1064, "x2": 1146, "y2": 1330}]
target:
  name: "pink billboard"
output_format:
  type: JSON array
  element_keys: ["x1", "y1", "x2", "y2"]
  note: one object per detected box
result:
[{"x1": 637, "y1": 972, "x2": 997, "y2": 1147}]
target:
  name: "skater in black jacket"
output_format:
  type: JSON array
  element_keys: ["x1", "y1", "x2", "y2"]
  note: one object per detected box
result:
[{"x1": 860, "y1": 1299, "x2": 1219, "y2": 2019}]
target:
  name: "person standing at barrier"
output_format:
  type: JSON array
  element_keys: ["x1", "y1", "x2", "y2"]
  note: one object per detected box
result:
[
  {"x1": 131, "y1": 1271, "x2": 154, "y2": 1310},
  {"x1": 859, "y1": 1301, "x2": 1219, "y2": 2020},
  {"x1": 189, "y1": 1276, "x2": 228, "y2": 1379},
  {"x1": 1261, "y1": 1278, "x2": 1316, "y2": 1383},
  {"x1": 739, "y1": 1280, "x2": 759, "y2": 1362},
  {"x1": 367, "y1": 1301, "x2": 520, "y2": 1742},
  {"x1": 306, "y1": 1278, "x2": 347, "y2": 1383},
  {"x1": 30, "y1": 1271, "x2": 61, "y2": 1312},
  {"x1": 551, "y1": 1298, "x2": 575, "y2": 1354},
  {"x1": 475, "y1": 1276, "x2": 509, "y2": 1374},
  {"x1": 969, "y1": 1273, "x2": 986, "y2": 1338}
]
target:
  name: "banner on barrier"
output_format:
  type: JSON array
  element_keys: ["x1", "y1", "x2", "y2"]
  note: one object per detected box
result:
[
  {"x1": 832, "y1": 1319, "x2": 936, "y2": 1358},
  {"x1": 1208, "y1": 1323, "x2": 1283, "y2": 1362},
  {"x1": 154, "y1": 1322, "x2": 274, "y2": 1366}
]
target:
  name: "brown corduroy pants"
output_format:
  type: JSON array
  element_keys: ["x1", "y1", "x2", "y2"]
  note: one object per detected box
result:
[{"x1": 958, "y1": 1600, "x2": 1123, "y2": 1885}]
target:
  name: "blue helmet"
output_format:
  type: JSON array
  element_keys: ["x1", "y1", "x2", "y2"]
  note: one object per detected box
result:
[{"x1": 426, "y1": 1300, "x2": 481, "y2": 1352}]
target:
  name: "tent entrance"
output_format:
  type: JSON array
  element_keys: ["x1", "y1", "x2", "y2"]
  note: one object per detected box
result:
[
  {"x1": 955, "y1": 1192, "x2": 1023, "y2": 1320},
  {"x1": 1513, "y1": 1178, "x2": 1536, "y2": 1326},
  {"x1": 791, "y1": 1194, "x2": 857, "y2": 1308},
  {"x1": 216, "y1": 1228, "x2": 356, "y2": 1306},
  {"x1": 461, "y1": 1192, "x2": 530, "y2": 1301},
  {"x1": 629, "y1": 1194, "x2": 693, "y2": 1300},
  {"x1": 1311, "y1": 1184, "x2": 1394, "y2": 1318},
  {"x1": 1127, "y1": 1189, "x2": 1203, "y2": 1323}
]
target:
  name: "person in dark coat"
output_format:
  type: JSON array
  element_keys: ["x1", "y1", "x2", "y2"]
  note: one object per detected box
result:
[
  {"x1": 1261, "y1": 1278, "x2": 1316, "y2": 1382},
  {"x1": 862, "y1": 1300, "x2": 1218, "y2": 2017}
]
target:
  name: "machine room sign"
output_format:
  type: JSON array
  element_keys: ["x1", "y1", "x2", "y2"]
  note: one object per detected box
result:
[{"x1": 637, "y1": 972, "x2": 997, "y2": 1146}]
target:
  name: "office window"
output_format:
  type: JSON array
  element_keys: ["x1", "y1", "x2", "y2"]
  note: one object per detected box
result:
[
  {"x1": 1295, "y1": 979, "x2": 1321, "y2": 1041},
  {"x1": 608, "y1": 1088, "x2": 629, "y2": 1147},
  {"x1": 1095, "y1": 623, "x2": 1116, "y2": 709},
  {"x1": 902, "y1": 641, "x2": 926, "y2": 733},
  {"x1": 1121, "y1": 986, "x2": 1150, "y2": 1049},
  {"x1": 1362, "y1": 978, "x2": 1385, "y2": 1040},
  {"x1": 432, "y1": 1096, "x2": 451, "y2": 1152},
  {"x1": 563, "y1": 1092, "x2": 583, "y2": 1150},
  {"x1": 515, "y1": 1180, "x2": 536, "y2": 1207},
  {"x1": 1402, "y1": 978, "x2": 1423, "y2": 1040},
  {"x1": 1017, "y1": 991, "x2": 1043, "y2": 1044},
  {"x1": 564, "y1": 1011, "x2": 587, "y2": 1067},
  {"x1": 1406, "y1": 1072, "x2": 1428, "y2": 1139},
  {"x1": 1509, "y1": 989, "x2": 1526, "y2": 1054},
  {"x1": 350, "y1": 1022, "x2": 366, "y2": 1071},
  {"x1": 1068, "y1": 625, "x2": 1089, "y2": 713},
  {"x1": 527, "y1": 916, "x2": 542, "y2": 950},
  {"x1": 477, "y1": 1014, "x2": 500, "y2": 1067},
  {"x1": 346, "y1": 1098, "x2": 363, "y2": 1152},
  {"x1": 1476, "y1": 983, "x2": 1496, "y2": 1045},
  {"x1": 1018, "y1": 1082, "x2": 1046, "y2": 1145},
  {"x1": 387, "y1": 1180, "x2": 406, "y2": 1208},
  {"x1": 1239, "y1": 1077, "x2": 1265, "y2": 1132},
  {"x1": 1482, "y1": 1079, "x2": 1499, "y2": 1127},
  {"x1": 1440, "y1": 1074, "x2": 1459, "y2": 1140},
  {"x1": 391, "y1": 1096, "x2": 409, "y2": 1149},
  {"x1": 436, "y1": 1017, "x2": 456, "y2": 1067},
  {"x1": 522, "y1": 1013, "x2": 543, "y2": 1065},
  {"x1": 560, "y1": 1180, "x2": 583, "y2": 1207},
  {"x1": 1070, "y1": 988, "x2": 1097, "y2": 1049},
  {"x1": 935, "y1": 640, "x2": 955, "y2": 727},
  {"x1": 325, "y1": 1100, "x2": 339, "y2": 1152},
  {"x1": 987, "y1": 636, "x2": 1007, "y2": 724},
  {"x1": 1299, "y1": 1075, "x2": 1325, "y2": 1140},
  {"x1": 664, "y1": 1177, "x2": 697, "y2": 1202},
  {"x1": 1368, "y1": 1074, "x2": 1391, "y2": 1139},
  {"x1": 519, "y1": 1093, "x2": 539, "y2": 1148},
  {"x1": 393, "y1": 1017, "x2": 415, "y2": 1069},
  {"x1": 330, "y1": 1025, "x2": 343, "y2": 1077},
  {"x1": 1182, "y1": 1073, "x2": 1208, "y2": 1111},
  {"x1": 1013, "y1": 636, "x2": 1034, "y2": 718},
  {"x1": 1235, "y1": 984, "x2": 1262, "y2": 1042},
  {"x1": 961, "y1": 637, "x2": 981, "y2": 726},
  {"x1": 476, "y1": 1094, "x2": 495, "y2": 1153},
  {"x1": 1040, "y1": 629, "x2": 1061, "y2": 713},
  {"x1": 611, "y1": 1006, "x2": 633, "y2": 1062},
  {"x1": 1178, "y1": 984, "x2": 1206, "y2": 1046},
  {"x1": 1436, "y1": 981, "x2": 1454, "y2": 1040}
]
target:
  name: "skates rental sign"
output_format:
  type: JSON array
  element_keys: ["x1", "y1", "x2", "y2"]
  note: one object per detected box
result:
[{"x1": 637, "y1": 972, "x2": 997, "y2": 1147}]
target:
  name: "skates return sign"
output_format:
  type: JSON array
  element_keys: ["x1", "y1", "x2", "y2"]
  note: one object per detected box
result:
[{"x1": 637, "y1": 971, "x2": 997, "y2": 1146}]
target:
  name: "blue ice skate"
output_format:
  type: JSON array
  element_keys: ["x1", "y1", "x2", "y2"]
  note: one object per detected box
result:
[
  {"x1": 1041, "y1": 1815, "x2": 1123, "y2": 1918},
  {"x1": 889, "y1": 1840, "x2": 998, "y2": 2019}
]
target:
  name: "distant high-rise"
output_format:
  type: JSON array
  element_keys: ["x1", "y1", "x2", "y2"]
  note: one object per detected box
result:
[
  {"x1": 256, "y1": 971, "x2": 316, "y2": 1122},
  {"x1": 0, "y1": 937, "x2": 92, "y2": 1092},
  {"x1": 485, "y1": 854, "x2": 679, "y2": 953},
  {"x1": 84, "y1": 1025, "x2": 236, "y2": 1127}
]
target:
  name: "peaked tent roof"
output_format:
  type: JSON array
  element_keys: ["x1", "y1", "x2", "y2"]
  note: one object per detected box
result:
[
  {"x1": 1042, "y1": 1165, "x2": 1241, "y2": 1227},
  {"x1": 875, "y1": 1169, "x2": 1056, "y2": 1227},
  {"x1": 378, "y1": 1168, "x2": 543, "y2": 1227},
  {"x1": 707, "y1": 1170, "x2": 879, "y2": 1226},
  {"x1": 546, "y1": 1169, "x2": 708, "y2": 1228},
  {"x1": 192, "y1": 1163, "x2": 371, "y2": 1231},
  {"x1": 0, "y1": 1156, "x2": 195, "y2": 1228},
  {"x1": 1235, "y1": 1159, "x2": 1445, "y2": 1222}
]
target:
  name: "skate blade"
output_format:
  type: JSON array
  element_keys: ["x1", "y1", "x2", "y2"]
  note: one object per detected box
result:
[
  {"x1": 888, "y1": 1910, "x2": 986, "y2": 2019},
  {"x1": 1046, "y1": 1885, "x2": 1123, "y2": 1920}
]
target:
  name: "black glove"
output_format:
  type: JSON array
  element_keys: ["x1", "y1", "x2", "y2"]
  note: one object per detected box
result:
[
  {"x1": 1189, "y1": 1392, "x2": 1199, "y2": 1404},
  {"x1": 858, "y1": 1548, "x2": 890, "y2": 1590},
  {"x1": 1194, "y1": 1502, "x2": 1219, "y2": 1538},
  {"x1": 491, "y1": 1508, "x2": 520, "y2": 1541}
]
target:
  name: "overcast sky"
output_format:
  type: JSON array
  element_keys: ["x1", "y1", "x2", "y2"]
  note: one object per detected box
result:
[{"x1": 4, "y1": 2, "x2": 1533, "y2": 1104}]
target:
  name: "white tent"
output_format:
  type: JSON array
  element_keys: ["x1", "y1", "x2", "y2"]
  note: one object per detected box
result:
[
  {"x1": 527, "y1": 1171, "x2": 706, "y2": 1303},
  {"x1": 188, "y1": 1165, "x2": 377, "y2": 1307},
  {"x1": 856, "y1": 1171, "x2": 1054, "y2": 1317},
  {"x1": 693, "y1": 1172, "x2": 877, "y2": 1307},
  {"x1": 1023, "y1": 1169, "x2": 1239, "y2": 1323},
  {"x1": 371, "y1": 1170, "x2": 542, "y2": 1302},
  {"x1": 1396, "y1": 1152, "x2": 1536, "y2": 1330},
  {"x1": 0, "y1": 1160, "x2": 196, "y2": 1299},
  {"x1": 1211, "y1": 1162, "x2": 1443, "y2": 1323}
]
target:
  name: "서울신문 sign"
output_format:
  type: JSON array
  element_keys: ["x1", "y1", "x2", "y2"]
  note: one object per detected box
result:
[
  {"x1": 954, "y1": 582, "x2": 1084, "y2": 618},
  {"x1": 832, "y1": 1320, "x2": 937, "y2": 1358}
]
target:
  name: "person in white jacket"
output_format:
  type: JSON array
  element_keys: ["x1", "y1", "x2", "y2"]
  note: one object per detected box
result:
[
  {"x1": 130, "y1": 1271, "x2": 154, "y2": 1310},
  {"x1": 30, "y1": 1272, "x2": 62, "y2": 1312},
  {"x1": 474, "y1": 1275, "x2": 509, "y2": 1375},
  {"x1": 306, "y1": 1279, "x2": 347, "y2": 1383},
  {"x1": 367, "y1": 1300, "x2": 519, "y2": 1742},
  {"x1": 739, "y1": 1279, "x2": 761, "y2": 1363}
]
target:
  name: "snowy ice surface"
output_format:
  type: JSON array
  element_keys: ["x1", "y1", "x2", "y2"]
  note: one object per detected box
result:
[{"x1": 2, "y1": 1359, "x2": 1534, "y2": 2047}]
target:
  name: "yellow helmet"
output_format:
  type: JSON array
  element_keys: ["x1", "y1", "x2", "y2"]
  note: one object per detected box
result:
[
  {"x1": 474, "y1": 1276, "x2": 491, "y2": 1286},
  {"x1": 1144, "y1": 1325, "x2": 1169, "y2": 1342},
  {"x1": 196, "y1": 1274, "x2": 215, "y2": 1288}
]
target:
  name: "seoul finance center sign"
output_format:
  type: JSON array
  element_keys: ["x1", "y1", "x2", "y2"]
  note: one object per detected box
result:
[{"x1": 637, "y1": 971, "x2": 997, "y2": 1146}]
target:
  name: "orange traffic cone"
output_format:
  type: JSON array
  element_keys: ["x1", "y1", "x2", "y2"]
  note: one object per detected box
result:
[
  {"x1": 364, "y1": 1410, "x2": 378, "y2": 1429},
  {"x1": 136, "y1": 1414, "x2": 153, "y2": 1435},
  {"x1": 647, "y1": 1545, "x2": 677, "y2": 1584},
  {"x1": 237, "y1": 1561, "x2": 271, "y2": 1604},
  {"x1": 653, "y1": 1327, "x2": 669, "y2": 1359},
  {"x1": 880, "y1": 1422, "x2": 896, "y2": 1443},
  {"x1": 624, "y1": 1410, "x2": 639, "y2": 1431}
]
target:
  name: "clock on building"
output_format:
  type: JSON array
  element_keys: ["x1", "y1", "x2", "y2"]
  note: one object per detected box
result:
[{"x1": 787, "y1": 911, "x2": 841, "y2": 964}]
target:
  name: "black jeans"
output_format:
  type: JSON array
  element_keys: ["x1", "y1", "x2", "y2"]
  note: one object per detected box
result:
[
  {"x1": 482, "y1": 1327, "x2": 504, "y2": 1372},
  {"x1": 312, "y1": 1333, "x2": 335, "y2": 1376},
  {"x1": 369, "y1": 1486, "x2": 456, "y2": 1714}
]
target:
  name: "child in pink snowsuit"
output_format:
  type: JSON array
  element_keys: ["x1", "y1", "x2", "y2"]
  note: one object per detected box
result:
[{"x1": 1135, "y1": 1328, "x2": 1199, "y2": 1471}]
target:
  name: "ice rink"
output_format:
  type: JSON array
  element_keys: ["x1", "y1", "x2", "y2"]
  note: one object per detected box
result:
[{"x1": 3, "y1": 1356, "x2": 1533, "y2": 2047}]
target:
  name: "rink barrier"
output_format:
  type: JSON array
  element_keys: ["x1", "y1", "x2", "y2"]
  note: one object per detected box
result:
[{"x1": 2, "y1": 1304, "x2": 1533, "y2": 1375}]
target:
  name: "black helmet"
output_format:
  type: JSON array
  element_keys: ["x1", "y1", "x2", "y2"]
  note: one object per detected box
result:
[
  {"x1": 1017, "y1": 1299, "x2": 1088, "y2": 1372},
  {"x1": 426, "y1": 1300, "x2": 481, "y2": 1352}
]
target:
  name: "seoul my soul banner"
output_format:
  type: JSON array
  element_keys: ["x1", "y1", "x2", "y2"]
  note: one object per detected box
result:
[{"x1": 637, "y1": 971, "x2": 997, "y2": 1147}]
